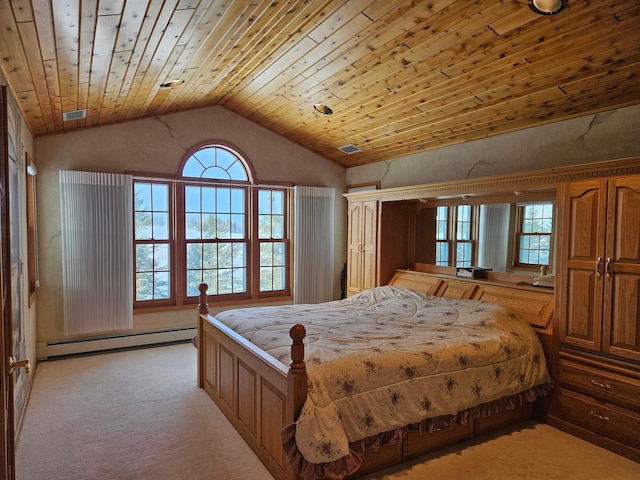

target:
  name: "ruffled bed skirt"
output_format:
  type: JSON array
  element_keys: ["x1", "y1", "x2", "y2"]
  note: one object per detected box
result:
[{"x1": 281, "y1": 382, "x2": 554, "y2": 480}]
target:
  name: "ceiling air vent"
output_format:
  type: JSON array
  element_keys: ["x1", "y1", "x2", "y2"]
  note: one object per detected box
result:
[
  {"x1": 338, "y1": 144, "x2": 362, "y2": 154},
  {"x1": 62, "y1": 109, "x2": 87, "y2": 121}
]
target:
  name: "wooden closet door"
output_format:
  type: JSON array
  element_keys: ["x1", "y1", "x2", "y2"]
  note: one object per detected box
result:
[
  {"x1": 558, "y1": 179, "x2": 607, "y2": 351},
  {"x1": 346, "y1": 200, "x2": 378, "y2": 297},
  {"x1": 603, "y1": 176, "x2": 640, "y2": 362}
]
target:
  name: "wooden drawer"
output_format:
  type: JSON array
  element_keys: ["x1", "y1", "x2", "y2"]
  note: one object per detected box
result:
[
  {"x1": 559, "y1": 358, "x2": 640, "y2": 412},
  {"x1": 557, "y1": 388, "x2": 640, "y2": 450},
  {"x1": 403, "y1": 422, "x2": 473, "y2": 457}
]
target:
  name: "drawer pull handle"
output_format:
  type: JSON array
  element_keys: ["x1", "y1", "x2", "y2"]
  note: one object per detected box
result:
[
  {"x1": 588, "y1": 410, "x2": 609, "y2": 421},
  {"x1": 589, "y1": 379, "x2": 611, "y2": 389}
]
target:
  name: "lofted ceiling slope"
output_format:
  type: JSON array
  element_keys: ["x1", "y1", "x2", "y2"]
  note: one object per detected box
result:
[{"x1": 1, "y1": 0, "x2": 639, "y2": 168}]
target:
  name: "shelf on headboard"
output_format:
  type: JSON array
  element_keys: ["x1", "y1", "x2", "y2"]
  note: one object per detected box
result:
[{"x1": 388, "y1": 269, "x2": 554, "y2": 330}]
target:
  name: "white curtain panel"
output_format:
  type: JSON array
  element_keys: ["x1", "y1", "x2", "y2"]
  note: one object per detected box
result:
[
  {"x1": 59, "y1": 170, "x2": 133, "y2": 335},
  {"x1": 294, "y1": 186, "x2": 335, "y2": 304}
]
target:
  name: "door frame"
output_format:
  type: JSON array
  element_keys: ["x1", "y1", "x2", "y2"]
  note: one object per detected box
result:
[{"x1": 0, "y1": 84, "x2": 16, "y2": 480}]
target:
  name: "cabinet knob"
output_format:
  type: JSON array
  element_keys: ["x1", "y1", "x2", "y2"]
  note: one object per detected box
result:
[
  {"x1": 605, "y1": 257, "x2": 612, "y2": 278},
  {"x1": 595, "y1": 256, "x2": 602, "y2": 277}
]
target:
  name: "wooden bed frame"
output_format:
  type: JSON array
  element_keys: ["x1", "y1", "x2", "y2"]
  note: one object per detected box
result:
[{"x1": 196, "y1": 270, "x2": 554, "y2": 480}]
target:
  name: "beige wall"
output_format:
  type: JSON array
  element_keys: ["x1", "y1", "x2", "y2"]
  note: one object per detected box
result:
[
  {"x1": 346, "y1": 104, "x2": 640, "y2": 188},
  {"x1": 34, "y1": 105, "x2": 346, "y2": 344}
]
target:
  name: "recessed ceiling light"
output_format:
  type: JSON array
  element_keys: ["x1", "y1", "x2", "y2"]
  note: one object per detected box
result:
[
  {"x1": 529, "y1": 0, "x2": 566, "y2": 15},
  {"x1": 313, "y1": 104, "x2": 333, "y2": 115},
  {"x1": 160, "y1": 79, "x2": 184, "y2": 88}
]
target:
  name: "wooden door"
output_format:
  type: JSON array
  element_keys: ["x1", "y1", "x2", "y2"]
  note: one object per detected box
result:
[
  {"x1": 558, "y1": 179, "x2": 607, "y2": 351},
  {"x1": 0, "y1": 85, "x2": 16, "y2": 480},
  {"x1": 360, "y1": 200, "x2": 377, "y2": 292},
  {"x1": 346, "y1": 201, "x2": 364, "y2": 297},
  {"x1": 346, "y1": 200, "x2": 377, "y2": 297},
  {"x1": 603, "y1": 176, "x2": 640, "y2": 362}
]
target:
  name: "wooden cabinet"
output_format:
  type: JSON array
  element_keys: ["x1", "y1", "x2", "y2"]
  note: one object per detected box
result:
[
  {"x1": 554, "y1": 175, "x2": 640, "y2": 461},
  {"x1": 346, "y1": 200, "x2": 378, "y2": 296},
  {"x1": 558, "y1": 176, "x2": 640, "y2": 360}
]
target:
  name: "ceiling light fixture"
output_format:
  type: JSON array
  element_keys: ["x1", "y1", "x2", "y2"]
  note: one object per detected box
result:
[
  {"x1": 160, "y1": 79, "x2": 184, "y2": 88},
  {"x1": 313, "y1": 104, "x2": 333, "y2": 115},
  {"x1": 529, "y1": 0, "x2": 566, "y2": 15}
]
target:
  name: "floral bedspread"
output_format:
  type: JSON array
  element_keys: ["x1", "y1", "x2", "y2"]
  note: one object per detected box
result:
[{"x1": 214, "y1": 286, "x2": 551, "y2": 466}]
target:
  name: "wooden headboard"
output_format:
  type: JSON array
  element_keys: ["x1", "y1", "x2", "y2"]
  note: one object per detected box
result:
[{"x1": 388, "y1": 269, "x2": 554, "y2": 330}]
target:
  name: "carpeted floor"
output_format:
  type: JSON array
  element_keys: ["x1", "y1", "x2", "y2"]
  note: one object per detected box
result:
[{"x1": 16, "y1": 343, "x2": 640, "y2": 480}]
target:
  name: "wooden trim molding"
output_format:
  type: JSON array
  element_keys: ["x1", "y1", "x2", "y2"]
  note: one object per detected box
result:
[{"x1": 344, "y1": 157, "x2": 640, "y2": 203}]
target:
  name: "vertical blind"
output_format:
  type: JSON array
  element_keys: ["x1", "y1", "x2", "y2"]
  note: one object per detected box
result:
[
  {"x1": 293, "y1": 186, "x2": 335, "y2": 304},
  {"x1": 59, "y1": 170, "x2": 133, "y2": 335}
]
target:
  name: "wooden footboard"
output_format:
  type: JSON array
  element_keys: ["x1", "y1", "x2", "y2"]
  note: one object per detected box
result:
[{"x1": 197, "y1": 284, "x2": 304, "y2": 480}]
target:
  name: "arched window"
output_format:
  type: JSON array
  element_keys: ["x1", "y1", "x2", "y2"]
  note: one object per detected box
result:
[
  {"x1": 182, "y1": 145, "x2": 251, "y2": 181},
  {"x1": 133, "y1": 143, "x2": 290, "y2": 308}
]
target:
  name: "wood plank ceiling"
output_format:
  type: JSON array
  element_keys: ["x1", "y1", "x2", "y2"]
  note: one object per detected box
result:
[{"x1": 1, "y1": 0, "x2": 639, "y2": 168}]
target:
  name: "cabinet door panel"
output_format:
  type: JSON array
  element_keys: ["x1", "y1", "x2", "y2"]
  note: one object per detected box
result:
[
  {"x1": 559, "y1": 180, "x2": 607, "y2": 350},
  {"x1": 564, "y1": 268, "x2": 602, "y2": 349},
  {"x1": 567, "y1": 181, "x2": 606, "y2": 263},
  {"x1": 347, "y1": 202, "x2": 364, "y2": 296},
  {"x1": 361, "y1": 201, "x2": 378, "y2": 291},
  {"x1": 604, "y1": 177, "x2": 640, "y2": 361}
]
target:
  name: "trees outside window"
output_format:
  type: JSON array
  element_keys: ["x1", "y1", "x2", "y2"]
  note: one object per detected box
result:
[{"x1": 133, "y1": 144, "x2": 290, "y2": 308}]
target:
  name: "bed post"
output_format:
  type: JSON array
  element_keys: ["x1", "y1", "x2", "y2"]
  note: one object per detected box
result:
[
  {"x1": 197, "y1": 283, "x2": 209, "y2": 388},
  {"x1": 288, "y1": 324, "x2": 307, "y2": 422}
]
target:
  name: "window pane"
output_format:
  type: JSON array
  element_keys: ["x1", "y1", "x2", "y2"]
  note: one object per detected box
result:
[
  {"x1": 456, "y1": 242, "x2": 472, "y2": 267},
  {"x1": 435, "y1": 242, "x2": 448, "y2": 266},
  {"x1": 227, "y1": 161, "x2": 248, "y2": 181},
  {"x1": 218, "y1": 269, "x2": 232, "y2": 294},
  {"x1": 185, "y1": 186, "x2": 201, "y2": 212},
  {"x1": 187, "y1": 270, "x2": 202, "y2": 297},
  {"x1": 231, "y1": 189, "x2": 244, "y2": 213},
  {"x1": 136, "y1": 245, "x2": 153, "y2": 272},
  {"x1": 136, "y1": 273, "x2": 153, "y2": 301},
  {"x1": 135, "y1": 183, "x2": 151, "y2": 210},
  {"x1": 217, "y1": 188, "x2": 230, "y2": 213},
  {"x1": 232, "y1": 243, "x2": 246, "y2": 268},
  {"x1": 202, "y1": 214, "x2": 216, "y2": 239},
  {"x1": 153, "y1": 272, "x2": 170, "y2": 298},
  {"x1": 154, "y1": 244, "x2": 169, "y2": 270},
  {"x1": 202, "y1": 187, "x2": 216, "y2": 212},
  {"x1": 436, "y1": 206, "x2": 448, "y2": 240},
  {"x1": 456, "y1": 205, "x2": 471, "y2": 240},
  {"x1": 217, "y1": 214, "x2": 231, "y2": 239},
  {"x1": 218, "y1": 243, "x2": 233, "y2": 268},
  {"x1": 260, "y1": 268, "x2": 273, "y2": 291},
  {"x1": 216, "y1": 149, "x2": 235, "y2": 169},
  {"x1": 231, "y1": 214, "x2": 245, "y2": 238},
  {"x1": 135, "y1": 212, "x2": 151, "y2": 239},
  {"x1": 185, "y1": 213, "x2": 201, "y2": 239},
  {"x1": 151, "y1": 184, "x2": 168, "y2": 210},
  {"x1": 187, "y1": 243, "x2": 202, "y2": 269},
  {"x1": 152, "y1": 212, "x2": 169, "y2": 239}
]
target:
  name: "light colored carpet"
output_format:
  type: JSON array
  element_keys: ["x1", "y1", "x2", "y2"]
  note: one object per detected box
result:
[{"x1": 16, "y1": 343, "x2": 640, "y2": 480}]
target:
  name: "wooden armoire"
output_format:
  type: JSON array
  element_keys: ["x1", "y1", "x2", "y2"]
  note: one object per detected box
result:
[{"x1": 551, "y1": 175, "x2": 640, "y2": 461}]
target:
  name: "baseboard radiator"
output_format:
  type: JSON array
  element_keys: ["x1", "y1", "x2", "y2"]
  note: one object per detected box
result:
[{"x1": 37, "y1": 327, "x2": 197, "y2": 360}]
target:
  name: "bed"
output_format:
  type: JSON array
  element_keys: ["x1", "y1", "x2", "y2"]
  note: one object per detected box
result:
[{"x1": 197, "y1": 269, "x2": 554, "y2": 480}]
